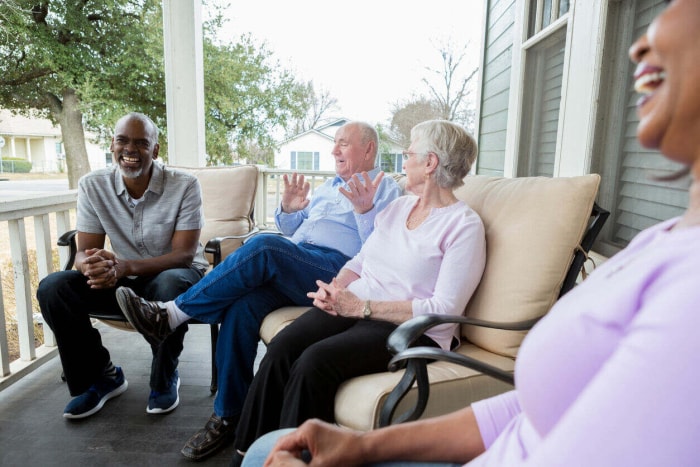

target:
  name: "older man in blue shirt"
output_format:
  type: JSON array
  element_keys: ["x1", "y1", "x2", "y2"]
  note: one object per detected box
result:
[{"x1": 116, "y1": 120, "x2": 402, "y2": 460}]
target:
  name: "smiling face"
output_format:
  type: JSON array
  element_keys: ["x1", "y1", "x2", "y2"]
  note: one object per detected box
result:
[
  {"x1": 630, "y1": 0, "x2": 700, "y2": 167},
  {"x1": 331, "y1": 123, "x2": 376, "y2": 181},
  {"x1": 109, "y1": 115, "x2": 159, "y2": 181}
]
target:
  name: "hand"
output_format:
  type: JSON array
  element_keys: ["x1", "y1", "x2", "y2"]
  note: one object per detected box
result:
[
  {"x1": 307, "y1": 278, "x2": 362, "y2": 318},
  {"x1": 281, "y1": 173, "x2": 311, "y2": 213},
  {"x1": 265, "y1": 419, "x2": 363, "y2": 467},
  {"x1": 339, "y1": 171, "x2": 384, "y2": 214},
  {"x1": 81, "y1": 248, "x2": 120, "y2": 289}
]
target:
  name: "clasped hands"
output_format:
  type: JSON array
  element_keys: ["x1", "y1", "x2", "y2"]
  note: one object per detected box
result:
[
  {"x1": 307, "y1": 279, "x2": 362, "y2": 318},
  {"x1": 81, "y1": 248, "x2": 121, "y2": 289},
  {"x1": 281, "y1": 171, "x2": 385, "y2": 215}
]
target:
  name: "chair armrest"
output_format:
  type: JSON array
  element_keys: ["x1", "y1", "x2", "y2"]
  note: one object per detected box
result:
[
  {"x1": 378, "y1": 313, "x2": 535, "y2": 427},
  {"x1": 57, "y1": 230, "x2": 78, "y2": 271},
  {"x1": 204, "y1": 227, "x2": 260, "y2": 266},
  {"x1": 388, "y1": 346, "x2": 515, "y2": 385},
  {"x1": 387, "y1": 314, "x2": 542, "y2": 355}
]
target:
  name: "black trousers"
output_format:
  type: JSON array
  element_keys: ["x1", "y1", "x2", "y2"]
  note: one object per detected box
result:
[
  {"x1": 235, "y1": 307, "x2": 438, "y2": 451},
  {"x1": 38, "y1": 268, "x2": 202, "y2": 395}
]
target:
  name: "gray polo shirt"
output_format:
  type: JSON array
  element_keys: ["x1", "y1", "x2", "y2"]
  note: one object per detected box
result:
[{"x1": 76, "y1": 161, "x2": 208, "y2": 273}]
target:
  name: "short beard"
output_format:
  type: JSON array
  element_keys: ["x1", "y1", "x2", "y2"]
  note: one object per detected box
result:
[{"x1": 119, "y1": 166, "x2": 143, "y2": 179}]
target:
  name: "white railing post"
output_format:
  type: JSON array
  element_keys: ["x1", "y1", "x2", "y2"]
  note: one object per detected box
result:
[
  {"x1": 8, "y1": 218, "x2": 35, "y2": 361},
  {"x1": 0, "y1": 275, "x2": 8, "y2": 376},
  {"x1": 34, "y1": 213, "x2": 57, "y2": 347}
]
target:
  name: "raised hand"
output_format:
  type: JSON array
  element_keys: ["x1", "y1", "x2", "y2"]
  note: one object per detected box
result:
[
  {"x1": 281, "y1": 173, "x2": 311, "y2": 213},
  {"x1": 338, "y1": 171, "x2": 384, "y2": 214}
]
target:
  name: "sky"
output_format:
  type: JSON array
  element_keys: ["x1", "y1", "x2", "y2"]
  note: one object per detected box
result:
[{"x1": 209, "y1": 1, "x2": 485, "y2": 127}]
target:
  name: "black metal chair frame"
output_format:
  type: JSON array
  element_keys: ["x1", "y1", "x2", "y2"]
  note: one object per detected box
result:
[
  {"x1": 57, "y1": 226, "x2": 259, "y2": 394},
  {"x1": 378, "y1": 202, "x2": 610, "y2": 427}
]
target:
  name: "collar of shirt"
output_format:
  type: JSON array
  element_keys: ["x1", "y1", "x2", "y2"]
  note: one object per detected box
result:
[{"x1": 113, "y1": 160, "x2": 166, "y2": 198}]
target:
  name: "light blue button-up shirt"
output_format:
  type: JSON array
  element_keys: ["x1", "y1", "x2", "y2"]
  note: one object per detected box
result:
[{"x1": 274, "y1": 168, "x2": 402, "y2": 258}]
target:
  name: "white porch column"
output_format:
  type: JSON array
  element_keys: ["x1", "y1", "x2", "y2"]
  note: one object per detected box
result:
[
  {"x1": 24, "y1": 138, "x2": 31, "y2": 162},
  {"x1": 162, "y1": 0, "x2": 206, "y2": 167}
]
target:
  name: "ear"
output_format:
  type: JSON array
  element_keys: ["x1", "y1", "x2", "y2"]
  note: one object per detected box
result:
[
  {"x1": 109, "y1": 137, "x2": 115, "y2": 152},
  {"x1": 365, "y1": 140, "x2": 376, "y2": 160},
  {"x1": 425, "y1": 152, "x2": 438, "y2": 173},
  {"x1": 152, "y1": 143, "x2": 160, "y2": 159}
]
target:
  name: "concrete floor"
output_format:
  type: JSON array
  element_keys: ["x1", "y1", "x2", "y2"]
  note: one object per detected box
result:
[{"x1": 0, "y1": 322, "x2": 265, "y2": 466}]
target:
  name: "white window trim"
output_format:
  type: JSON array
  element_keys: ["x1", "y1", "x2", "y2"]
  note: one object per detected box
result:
[{"x1": 503, "y1": 0, "x2": 608, "y2": 178}]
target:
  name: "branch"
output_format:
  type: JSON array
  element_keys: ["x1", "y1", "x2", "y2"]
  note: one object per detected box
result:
[{"x1": 0, "y1": 67, "x2": 54, "y2": 86}]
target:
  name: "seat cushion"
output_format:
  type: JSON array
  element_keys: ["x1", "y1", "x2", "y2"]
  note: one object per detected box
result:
[
  {"x1": 178, "y1": 165, "x2": 258, "y2": 263},
  {"x1": 454, "y1": 175, "x2": 601, "y2": 357}
]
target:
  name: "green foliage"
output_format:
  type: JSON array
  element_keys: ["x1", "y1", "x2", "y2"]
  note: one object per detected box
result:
[
  {"x1": 1, "y1": 158, "x2": 32, "y2": 173},
  {"x1": 0, "y1": 0, "x2": 314, "y2": 170},
  {"x1": 202, "y1": 33, "x2": 308, "y2": 165},
  {"x1": 0, "y1": 0, "x2": 165, "y2": 131}
]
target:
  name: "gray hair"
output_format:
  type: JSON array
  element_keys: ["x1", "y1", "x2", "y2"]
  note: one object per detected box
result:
[
  {"x1": 115, "y1": 112, "x2": 159, "y2": 143},
  {"x1": 344, "y1": 120, "x2": 378, "y2": 160},
  {"x1": 410, "y1": 120, "x2": 477, "y2": 189}
]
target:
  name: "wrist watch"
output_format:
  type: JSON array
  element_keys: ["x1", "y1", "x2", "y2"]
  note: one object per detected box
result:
[{"x1": 363, "y1": 300, "x2": 372, "y2": 320}]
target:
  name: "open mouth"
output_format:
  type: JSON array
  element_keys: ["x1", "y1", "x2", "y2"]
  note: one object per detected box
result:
[
  {"x1": 120, "y1": 155, "x2": 141, "y2": 166},
  {"x1": 634, "y1": 67, "x2": 666, "y2": 95}
]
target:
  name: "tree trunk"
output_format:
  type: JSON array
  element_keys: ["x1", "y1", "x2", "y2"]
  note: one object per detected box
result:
[{"x1": 55, "y1": 89, "x2": 93, "y2": 189}]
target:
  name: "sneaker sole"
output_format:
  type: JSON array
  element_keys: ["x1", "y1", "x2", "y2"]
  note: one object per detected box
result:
[
  {"x1": 63, "y1": 379, "x2": 129, "y2": 420},
  {"x1": 146, "y1": 376, "x2": 181, "y2": 414}
]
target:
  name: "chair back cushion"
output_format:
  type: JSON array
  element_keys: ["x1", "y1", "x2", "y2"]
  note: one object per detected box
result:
[
  {"x1": 455, "y1": 175, "x2": 600, "y2": 357},
  {"x1": 178, "y1": 165, "x2": 258, "y2": 264}
]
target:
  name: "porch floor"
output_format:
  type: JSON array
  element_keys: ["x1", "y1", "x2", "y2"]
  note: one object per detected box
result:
[{"x1": 0, "y1": 322, "x2": 263, "y2": 465}]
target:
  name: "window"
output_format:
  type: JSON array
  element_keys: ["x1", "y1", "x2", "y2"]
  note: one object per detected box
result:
[
  {"x1": 517, "y1": 26, "x2": 566, "y2": 177},
  {"x1": 528, "y1": 0, "x2": 570, "y2": 37},
  {"x1": 290, "y1": 151, "x2": 320, "y2": 171},
  {"x1": 379, "y1": 153, "x2": 402, "y2": 173}
]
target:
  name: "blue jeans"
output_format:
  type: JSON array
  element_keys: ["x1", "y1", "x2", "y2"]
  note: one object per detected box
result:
[
  {"x1": 242, "y1": 429, "x2": 463, "y2": 467},
  {"x1": 173, "y1": 234, "x2": 350, "y2": 418},
  {"x1": 38, "y1": 267, "x2": 203, "y2": 394}
]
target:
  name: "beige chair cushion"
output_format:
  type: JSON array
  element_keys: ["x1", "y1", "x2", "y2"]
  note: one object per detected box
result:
[
  {"x1": 455, "y1": 175, "x2": 600, "y2": 357},
  {"x1": 178, "y1": 165, "x2": 259, "y2": 265}
]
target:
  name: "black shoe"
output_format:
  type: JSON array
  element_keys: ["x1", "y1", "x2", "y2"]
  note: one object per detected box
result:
[
  {"x1": 116, "y1": 286, "x2": 172, "y2": 345},
  {"x1": 181, "y1": 412, "x2": 237, "y2": 460}
]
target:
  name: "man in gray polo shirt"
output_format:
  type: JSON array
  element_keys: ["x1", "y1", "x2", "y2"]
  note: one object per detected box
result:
[{"x1": 38, "y1": 112, "x2": 208, "y2": 419}]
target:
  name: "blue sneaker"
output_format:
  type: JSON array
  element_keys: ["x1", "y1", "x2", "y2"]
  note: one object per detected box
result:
[
  {"x1": 63, "y1": 367, "x2": 128, "y2": 419},
  {"x1": 147, "y1": 370, "x2": 180, "y2": 414}
]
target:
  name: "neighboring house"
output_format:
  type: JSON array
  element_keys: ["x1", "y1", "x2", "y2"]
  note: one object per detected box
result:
[
  {"x1": 275, "y1": 118, "x2": 404, "y2": 173},
  {"x1": 0, "y1": 109, "x2": 107, "y2": 173},
  {"x1": 476, "y1": 0, "x2": 683, "y2": 257}
]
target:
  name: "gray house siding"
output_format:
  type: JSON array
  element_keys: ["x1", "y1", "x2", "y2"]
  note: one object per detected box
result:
[
  {"x1": 591, "y1": 0, "x2": 687, "y2": 255},
  {"x1": 476, "y1": 0, "x2": 515, "y2": 176}
]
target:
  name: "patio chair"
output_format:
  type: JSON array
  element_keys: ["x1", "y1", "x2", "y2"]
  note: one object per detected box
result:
[
  {"x1": 57, "y1": 164, "x2": 259, "y2": 394},
  {"x1": 259, "y1": 174, "x2": 607, "y2": 430}
]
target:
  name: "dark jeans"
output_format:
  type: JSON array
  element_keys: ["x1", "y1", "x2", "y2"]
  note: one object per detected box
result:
[
  {"x1": 234, "y1": 307, "x2": 440, "y2": 451},
  {"x1": 38, "y1": 267, "x2": 203, "y2": 395},
  {"x1": 172, "y1": 234, "x2": 350, "y2": 419}
]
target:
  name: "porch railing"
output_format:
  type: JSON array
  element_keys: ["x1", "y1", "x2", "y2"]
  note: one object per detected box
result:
[{"x1": 0, "y1": 167, "x2": 335, "y2": 390}]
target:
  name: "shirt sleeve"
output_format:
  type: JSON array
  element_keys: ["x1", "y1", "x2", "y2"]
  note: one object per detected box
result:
[
  {"x1": 76, "y1": 176, "x2": 106, "y2": 234},
  {"x1": 175, "y1": 176, "x2": 205, "y2": 231},
  {"x1": 472, "y1": 391, "x2": 522, "y2": 449}
]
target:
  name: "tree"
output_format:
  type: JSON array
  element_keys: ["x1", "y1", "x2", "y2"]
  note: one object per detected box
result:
[
  {"x1": 284, "y1": 82, "x2": 340, "y2": 138},
  {"x1": 0, "y1": 0, "x2": 166, "y2": 188},
  {"x1": 202, "y1": 33, "x2": 309, "y2": 166},
  {"x1": 389, "y1": 40, "x2": 479, "y2": 146},
  {"x1": 389, "y1": 96, "x2": 443, "y2": 148}
]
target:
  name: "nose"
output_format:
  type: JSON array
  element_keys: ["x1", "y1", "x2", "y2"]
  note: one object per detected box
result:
[{"x1": 629, "y1": 33, "x2": 649, "y2": 64}]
